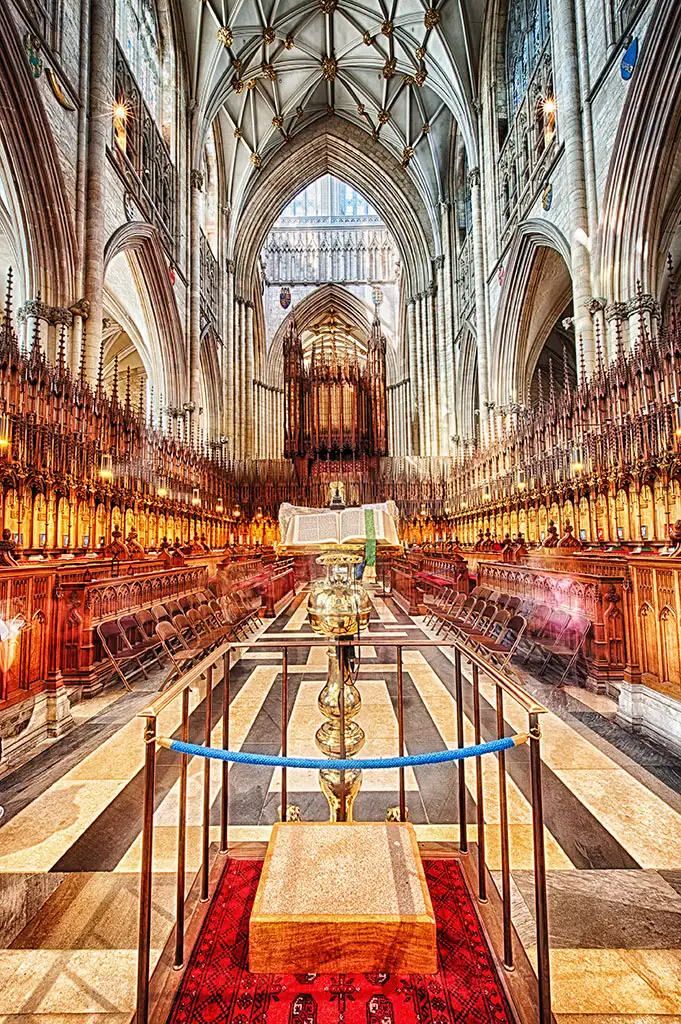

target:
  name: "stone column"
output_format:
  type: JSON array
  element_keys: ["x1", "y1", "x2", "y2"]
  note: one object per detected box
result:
[
  {"x1": 225, "y1": 260, "x2": 235, "y2": 441},
  {"x1": 469, "y1": 168, "x2": 490, "y2": 442},
  {"x1": 435, "y1": 254, "x2": 449, "y2": 454},
  {"x1": 552, "y1": 0, "x2": 593, "y2": 365},
  {"x1": 234, "y1": 298, "x2": 243, "y2": 456},
  {"x1": 407, "y1": 299, "x2": 418, "y2": 454},
  {"x1": 189, "y1": 170, "x2": 203, "y2": 410},
  {"x1": 427, "y1": 284, "x2": 440, "y2": 455},
  {"x1": 244, "y1": 301, "x2": 254, "y2": 456},
  {"x1": 82, "y1": 0, "x2": 114, "y2": 383},
  {"x1": 626, "y1": 294, "x2": 661, "y2": 352}
]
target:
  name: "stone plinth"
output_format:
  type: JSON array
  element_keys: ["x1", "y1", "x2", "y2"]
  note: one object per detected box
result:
[{"x1": 249, "y1": 822, "x2": 437, "y2": 974}]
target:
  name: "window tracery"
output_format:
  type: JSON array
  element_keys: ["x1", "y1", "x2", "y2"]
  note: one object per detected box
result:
[
  {"x1": 496, "y1": 0, "x2": 554, "y2": 246},
  {"x1": 113, "y1": 0, "x2": 175, "y2": 245},
  {"x1": 116, "y1": 0, "x2": 161, "y2": 120}
]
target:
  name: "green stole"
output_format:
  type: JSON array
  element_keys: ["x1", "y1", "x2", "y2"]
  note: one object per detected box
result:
[{"x1": 364, "y1": 508, "x2": 377, "y2": 567}]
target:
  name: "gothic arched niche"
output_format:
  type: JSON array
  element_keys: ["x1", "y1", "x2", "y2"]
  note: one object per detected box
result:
[
  {"x1": 103, "y1": 223, "x2": 187, "y2": 409},
  {"x1": 491, "y1": 222, "x2": 573, "y2": 408},
  {"x1": 520, "y1": 247, "x2": 574, "y2": 403},
  {"x1": 528, "y1": 301, "x2": 576, "y2": 406},
  {"x1": 267, "y1": 283, "x2": 398, "y2": 388}
]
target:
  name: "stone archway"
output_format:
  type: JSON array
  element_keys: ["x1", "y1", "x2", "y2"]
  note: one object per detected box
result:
[
  {"x1": 103, "y1": 222, "x2": 186, "y2": 408},
  {"x1": 491, "y1": 220, "x2": 572, "y2": 407},
  {"x1": 0, "y1": 3, "x2": 77, "y2": 308}
]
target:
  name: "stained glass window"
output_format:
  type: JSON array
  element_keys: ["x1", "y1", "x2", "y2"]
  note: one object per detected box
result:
[
  {"x1": 279, "y1": 176, "x2": 376, "y2": 221},
  {"x1": 116, "y1": 0, "x2": 161, "y2": 120},
  {"x1": 506, "y1": 0, "x2": 550, "y2": 114}
]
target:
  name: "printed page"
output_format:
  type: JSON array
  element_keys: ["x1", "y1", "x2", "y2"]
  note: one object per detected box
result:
[
  {"x1": 292, "y1": 512, "x2": 340, "y2": 545},
  {"x1": 339, "y1": 507, "x2": 366, "y2": 543}
]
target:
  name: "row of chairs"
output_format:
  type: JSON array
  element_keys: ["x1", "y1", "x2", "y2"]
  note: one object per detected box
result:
[
  {"x1": 424, "y1": 584, "x2": 590, "y2": 683},
  {"x1": 96, "y1": 586, "x2": 262, "y2": 692}
]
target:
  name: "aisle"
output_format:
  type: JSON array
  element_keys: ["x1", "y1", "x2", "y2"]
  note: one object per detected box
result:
[{"x1": 0, "y1": 590, "x2": 680, "y2": 1022}]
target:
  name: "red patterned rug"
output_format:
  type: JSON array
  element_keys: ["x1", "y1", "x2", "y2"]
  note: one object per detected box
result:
[{"x1": 168, "y1": 859, "x2": 511, "y2": 1024}]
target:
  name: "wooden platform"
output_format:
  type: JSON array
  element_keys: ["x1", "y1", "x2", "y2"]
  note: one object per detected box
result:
[{"x1": 249, "y1": 821, "x2": 437, "y2": 974}]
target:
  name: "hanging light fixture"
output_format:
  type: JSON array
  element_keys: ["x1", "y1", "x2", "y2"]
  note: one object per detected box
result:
[
  {"x1": 192, "y1": 487, "x2": 201, "y2": 507},
  {"x1": 516, "y1": 469, "x2": 527, "y2": 491},
  {"x1": 100, "y1": 453, "x2": 113, "y2": 480},
  {"x1": 232, "y1": 504, "x2": 241, "y2": 520},
  {"x1": 482, "y1": 482, "x2": 491, "y2": 501},
  {"x1": 157, "y1": 477, "x2": 168, "y2": 498},
  {"x1": 0, "y1": 412, "x2": 11, "y2": 449},
  {"x1": 216, "y1": 497, "x2": 224, "y2": 514},
  {"x1": 675, "y1": 405, "x2": 681, "y2": 438}
]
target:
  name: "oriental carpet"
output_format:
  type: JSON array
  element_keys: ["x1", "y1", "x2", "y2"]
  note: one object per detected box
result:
[{"x1": 167, "y1": 858, "x2": 512, "y2": 1024}]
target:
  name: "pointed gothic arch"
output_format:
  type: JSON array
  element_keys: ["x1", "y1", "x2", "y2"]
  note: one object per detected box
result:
[
  {"x1": 231, "y1": 120, "x2": 437, "y2": 304},
  {"x1": 0, "y1": 1, "x2": 77, "y2": 307},
  {"x1": 103, "y1": 222, "x2": 186, "y2": 406},
  {"x1": 491, "y1": 219, "x2": 572, "y2": 406}
]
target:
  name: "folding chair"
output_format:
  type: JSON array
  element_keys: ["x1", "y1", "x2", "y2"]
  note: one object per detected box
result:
[
  {"x1": 450, "y1": 601, "x2": 499, "y2": 645},
  {"x1": 119, "y1": 613, "x2": 164, "y2": 671},
  {"x1": 523, "y1": 608, "x2": 571, "y2": 664},
  {"x1": 150, "y1": 603, "x2": 171, "y2": 624},
  {"x1": 97, "y1": 620, "x2": 149, "y2": 691},
  {"x1": 155, "y1": 620, "x2": 202, "y2": 689},
  {"x1": 538, "y1": 613, "x2": 591, "y2": 682},
  {"x1": 474, "y1": 613, "x2": 527, "y2": 670}
]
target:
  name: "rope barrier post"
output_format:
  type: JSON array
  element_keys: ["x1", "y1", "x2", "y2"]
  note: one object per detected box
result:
[
  {"x1": 281, "y1": 647, "x2": 288, "y2": 820},
  {"x1": 472, "y1": 663, "x2": 487, "y2": 902},
  {"x1": 496, "y1": 685, "x2": 514, "y2": 970},
  {"x1": 174, "y1": 687, "x2": 189, "y2": 968},
  {"x1": 454, "y1": 648, "x2": 468, "y2": 854},
  {"x1": 529, "y1": 712, "x2": 552, "y2": 1024},
  {"x1": 219, "y1": 650, "x2": 230, "y2": 854},
  {"x1": 200, "y1": 665, "x2": 213, "y2": 903},
  {"x1": 135, "y1": 716, "x2": 156, "y2": 1024},
  {"x1": 338, "y1": 643, "x2": 347, "y2": 823},
  {"x1": 397, "y1": 645, "x2": 406, "y2": 822}
]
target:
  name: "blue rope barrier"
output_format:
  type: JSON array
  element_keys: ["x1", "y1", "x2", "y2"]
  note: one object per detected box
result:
[{"x1": 157, "y1": 733, "x2": 526, "y2": 770}]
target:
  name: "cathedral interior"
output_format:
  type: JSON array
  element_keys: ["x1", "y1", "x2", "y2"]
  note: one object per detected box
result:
[{"x1": 1, "y1": 0, "x2": 681, "y2": 1021}]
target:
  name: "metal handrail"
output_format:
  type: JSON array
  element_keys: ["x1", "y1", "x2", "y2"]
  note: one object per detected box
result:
[{"x1": 135, "y1": 624, "x2": 552, "y2": 1024}]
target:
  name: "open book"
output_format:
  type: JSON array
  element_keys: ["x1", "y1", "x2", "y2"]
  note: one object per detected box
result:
[{"x1": 280, "y1": 502, "x2": 399, "y2": 549}]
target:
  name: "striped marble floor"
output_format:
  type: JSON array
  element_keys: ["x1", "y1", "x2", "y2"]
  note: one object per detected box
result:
[{"x1": 0, "y1": 589, "x2": 681, "y2": 1023}]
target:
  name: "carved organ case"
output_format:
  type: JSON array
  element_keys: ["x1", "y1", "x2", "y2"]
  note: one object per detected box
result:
[{"x1": 284, "y1": 314, "x2": 387, "y2": 462}]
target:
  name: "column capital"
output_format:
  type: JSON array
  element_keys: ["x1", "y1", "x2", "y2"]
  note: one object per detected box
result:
[
  {"x1": 585, "y1": 297, "x2": 607, "y2": 315},
  {"x1": 625, "y1": 293, "x2": 661, "y2": 320},
  {"x1": 605, "y1": 301, "x2": 628, "y2": 322},
  {"x1": 191, "y1": 169, "x2": 205, "y2": 191},
  {"x1": 467, "y1": 167, "x2": 481, "y2": 189},
  {"x1": 17, "y1": 301, "x2": 74, "y2": 327},
  {"x1": 432, "y1": 255, "x2": 445, "y2": 272}
]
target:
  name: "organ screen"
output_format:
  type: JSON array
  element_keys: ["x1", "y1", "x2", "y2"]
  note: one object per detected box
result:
[{"x1": 283, "y1": 314, "x2": 387, "y2": 462}]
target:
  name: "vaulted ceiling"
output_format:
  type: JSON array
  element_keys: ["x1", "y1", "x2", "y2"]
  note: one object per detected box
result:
[{"x1": 180, "y1": 0, "x2": 483, "y2": 232}]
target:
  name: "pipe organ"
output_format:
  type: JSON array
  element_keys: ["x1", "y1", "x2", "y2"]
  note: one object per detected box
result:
[{"x1": 284, "y1": 314, "x2": 387, "y2": 462}]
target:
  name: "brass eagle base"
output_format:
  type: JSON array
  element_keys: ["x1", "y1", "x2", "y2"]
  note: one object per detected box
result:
[{"x1": 307, "y1": 554, "x2": 371, "y2": 821}]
